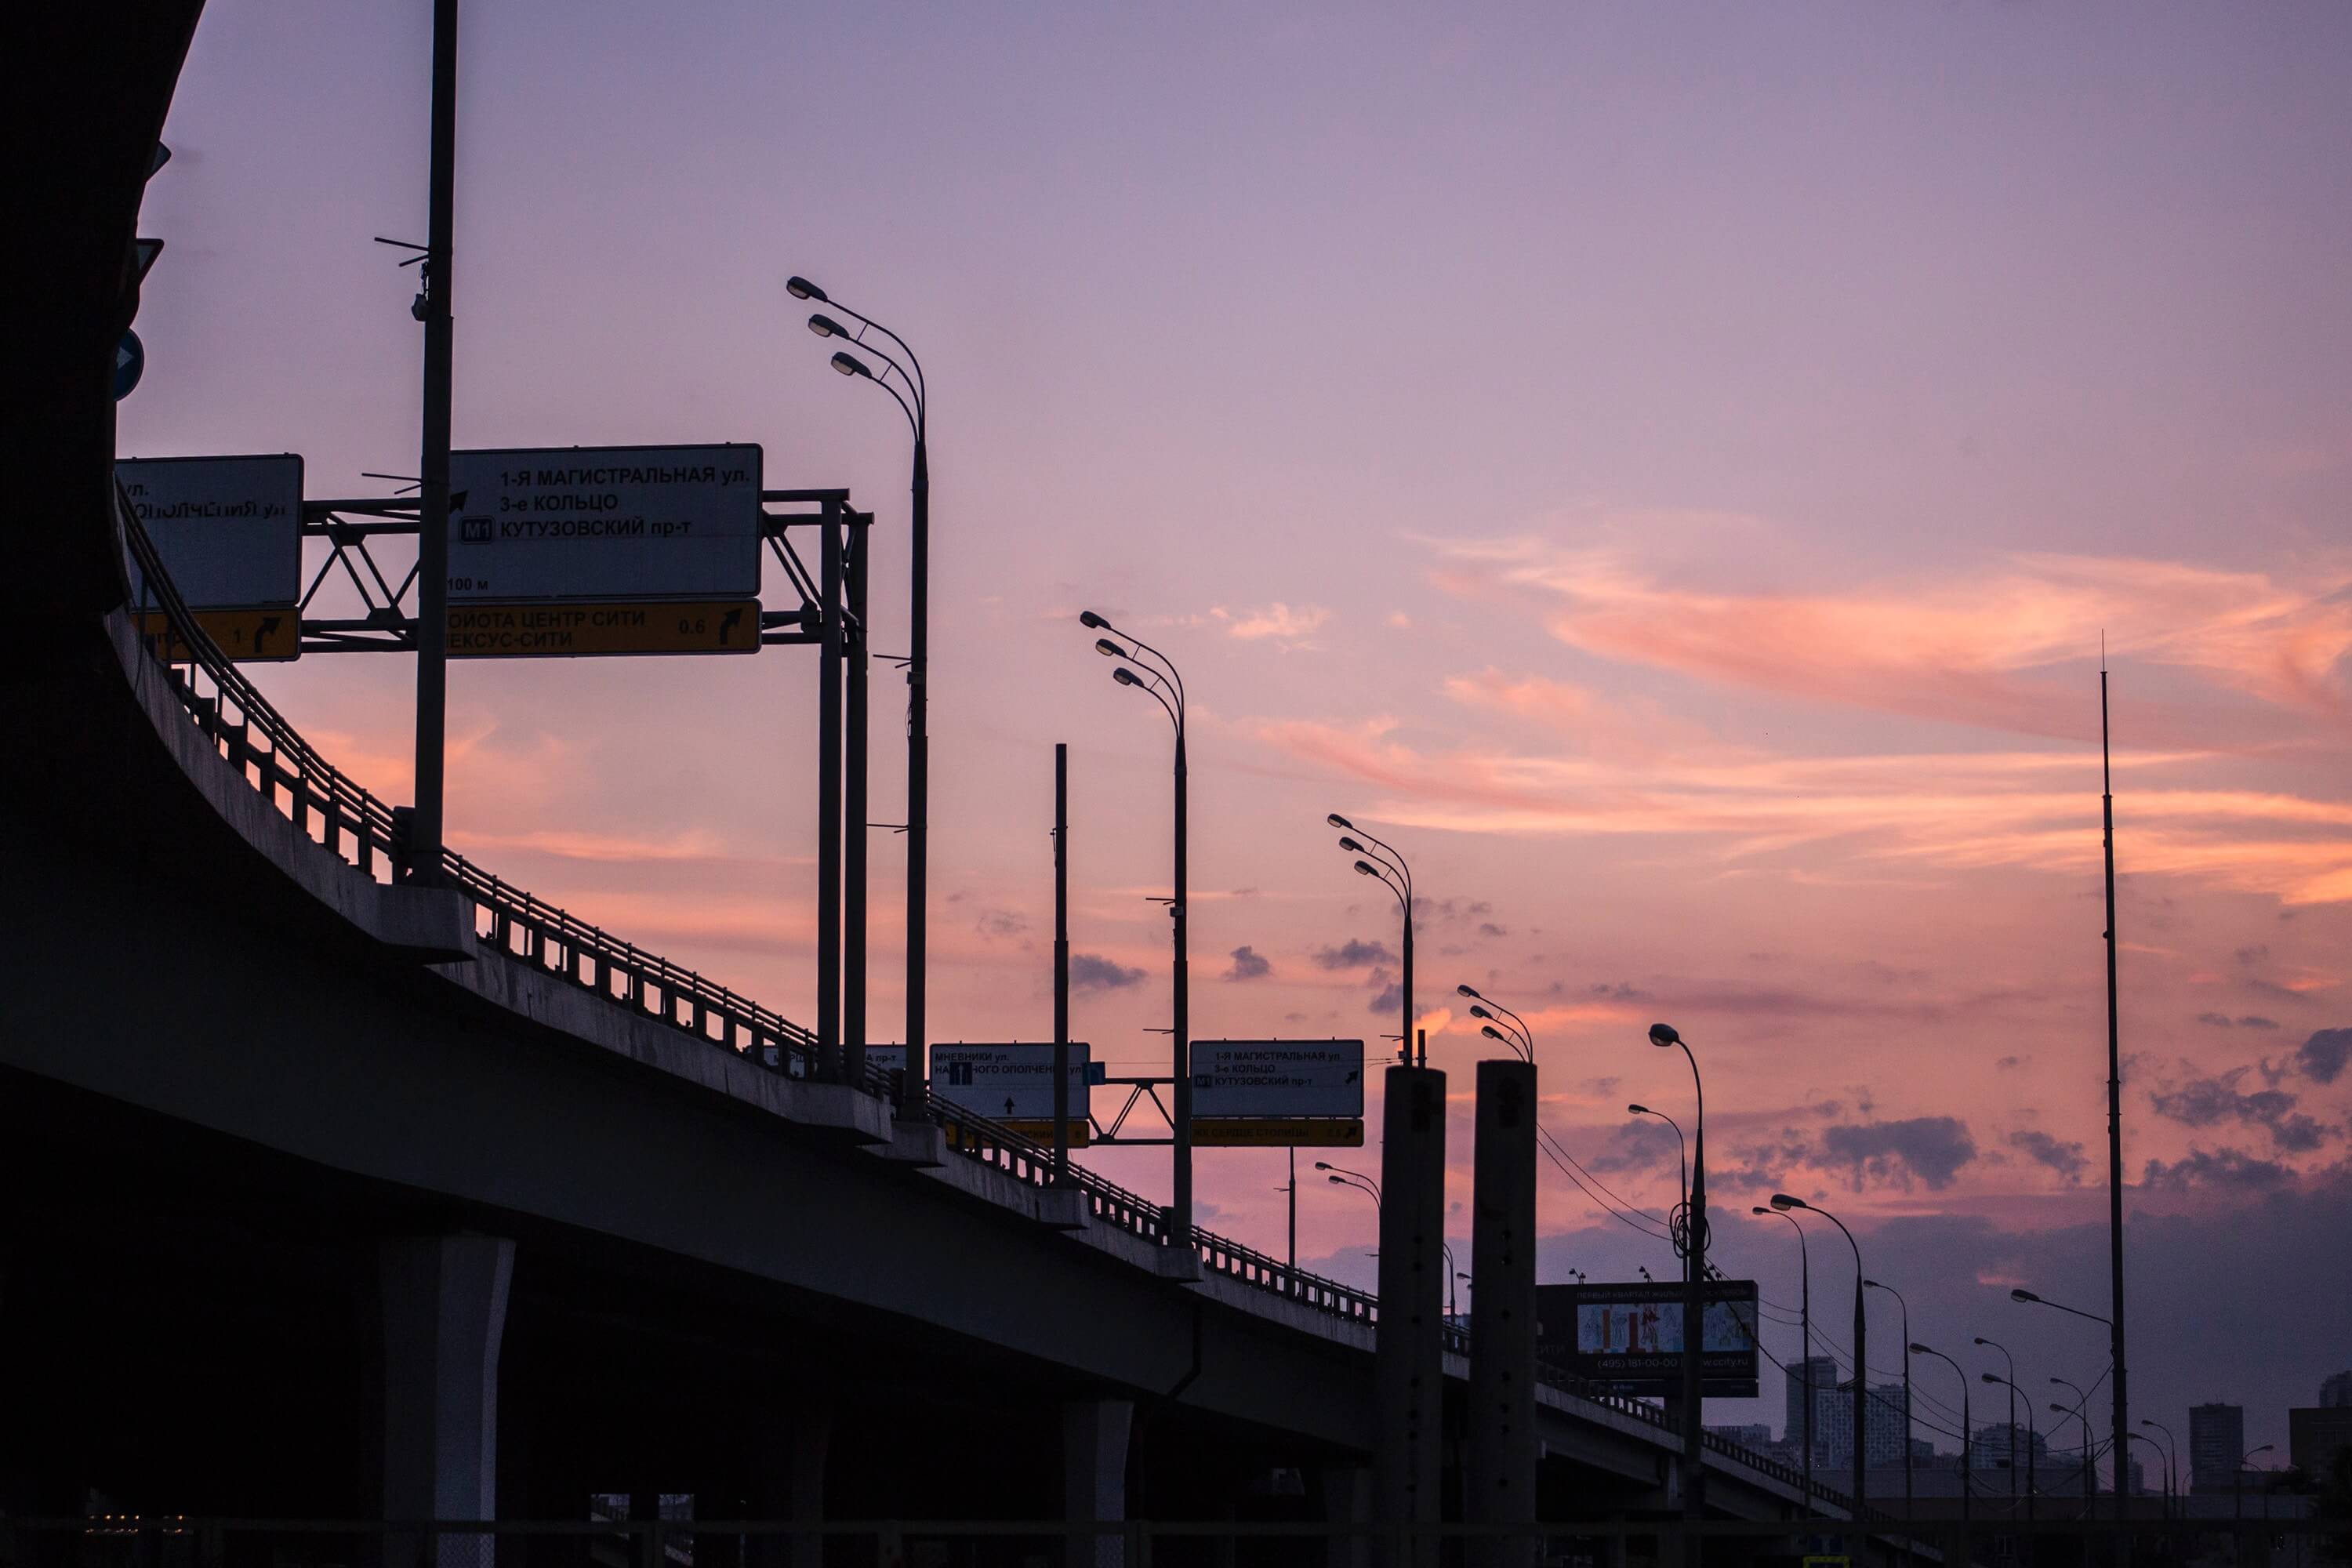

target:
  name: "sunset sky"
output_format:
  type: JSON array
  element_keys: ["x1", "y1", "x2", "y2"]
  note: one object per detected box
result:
[{"x1": 126, "y1": 2, "x2": 2350, "y2": 1458}]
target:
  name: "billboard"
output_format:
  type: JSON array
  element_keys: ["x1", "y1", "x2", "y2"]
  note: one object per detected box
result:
[
  {"x1": 118, "y1": 454, "x2": 304, "y2": 611},
  {"x1": 1535, "y1": 1279, "x2": 1760, "y2": 1398},
  {"x1": 447, "y1": 444, "x2": 762, "y2": 603},
  {"x1": 867, "y1": 1044, "x2": 1098, "y2": 1143}
]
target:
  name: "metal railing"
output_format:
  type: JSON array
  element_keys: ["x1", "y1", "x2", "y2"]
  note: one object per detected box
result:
[{"x1": 111, "y1": 485, "x2": 1839, "y2": 1499}]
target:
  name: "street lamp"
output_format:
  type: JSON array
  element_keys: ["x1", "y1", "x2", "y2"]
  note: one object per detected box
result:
[
  {"x1": 1083, "y1": 613, "x2": 1192, "y2": 1246},
  {"x1": 1630, "y1": 1104, "x2": 1689, "y2": 1250},
  {"x1": 2143, "y1": 1420, "x2": 2179, "y2": 1519},
  {"x1": 2051, "y1": 1376, "x2": 2096, "y2": 1510},
  {"x1": 2010, "y1": 1287, "x2": 2113, "y2": 1327},
  {"x1": 1865, "y1": 1279, "x2": 1915, "y2": 1523},
  {"x1": 2125, "y1": 1430, "x2": 2169, "y2": 1522},
  {"x1": 1653, "y1": 1024, "x2": 1709, "y2": 1532},
  {"x1": 1757, "y1": 1205, "x2": 1815, "y2": 1512},
  {"x1": 2236, "y1": 1444, "x2": 2274, "y2": 1525},
  {"x1": 1775, "y1": 1194, "x2": 1865, "y2": 1512},
  {"x1": 1983, "y1": 1371, "x2": 2038, "y2": 1522},
  {"x1": 1333, "y1": 815, "x2": 1416, "y2": 1065},
  {"x1": 790, "y1": 274, "x2": 931, "y2": 1116},
  {"x1": 1975, "y1": 1336, "x2": 2019, "y2": 1510},
  {"x1": 1911, "y1": 1341, "x2": 1973, "y2": 1528},
  {"x1": 1457, "y1": 985, "x2": 1537, "y2": 1064}
]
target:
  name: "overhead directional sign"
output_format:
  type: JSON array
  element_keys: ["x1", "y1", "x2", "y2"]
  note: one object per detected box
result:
[
  {"x1": 445, "y1": 599, "x2": 759, "y2": 659},
  {"x1": 136, "y1": 608, "x2": 299, "y2": 663},
  {"x1": 865, "y1": 1044, "x2": 1098, "y2": 1145},
  {"x1": 447, "y1": 443, "x2": 762, "y2": 603},
  {"x1": 118, "y1": 455, "x2": 304, "y2": 630},
  {"x1": 1190, "y1": 1040, "x2": 1363, "y2": 1117},
  {"x1": 1187, "y1": 1038, "x2": 1365, "y2": 1145}
]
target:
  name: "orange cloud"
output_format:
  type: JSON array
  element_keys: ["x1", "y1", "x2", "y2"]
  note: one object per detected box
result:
[{"x1": 1436, "y1": 539, "x2": 2352, "y2": 742}]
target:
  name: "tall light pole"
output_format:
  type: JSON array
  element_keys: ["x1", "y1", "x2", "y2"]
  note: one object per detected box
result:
[
  {"x1": 2235, "y1": 1444, "x2": 2274, "y2": 1526},
  {"x1": 1083, "y1": 614, "x2": 1191, "y2": 1245},
  {"x1": 1331, "y1": 816, "x2": 1415, "y2": 1065},
  {"x1": 1913, "y1": 1342, "x2": 1973, "y2": 1529},
  {"x1": 1756, "y1": 1206, "x2": 1813, "y2": 1513},
  {"x1": 2142, "y1": 1420, "x2": 2179, "y2": 1519},
  {"x1": 1866, "y1": 1279, "x2": 1914, "y2": 1523},
  {"x1": 790, "y1": 275, "x2": 929, "y2": 1112},
  {"x1": 1775, "y1": 1195, "x2": 1864, "y2": 1512},
  {"x1": 1653, "y1": 1024, "x2": 1708, "y2": 1535},
  {"x1": 407, "y1": 0, "x2": 459, "y2": 888},
  {"x1": 2125, "y1": 1432, "x2": 2169, "y2": 1523},
  {"x1": 2052, "y1": 1377, "x2": 2095, "y2": 1510},
  {"x1": 1984, "y1": 1372, "x2": 2037, "y2": 1523}
]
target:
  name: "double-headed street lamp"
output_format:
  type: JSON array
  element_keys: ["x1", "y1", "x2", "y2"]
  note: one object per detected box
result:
[
  {"x1": 1330, "y1": 815, "x2": 1417, "y2": 1064},
  {"x1": 1774, "y1": 1195, "x2": 1865, "y2": 1511},
  {"x1": 1983, "y1": 1370, "x2": 2038, "y2": 1521},
  {"x1": 1458, "y1": 985, "x2": 1535, "y2": 1064},
  {"x1": 1755, "y1": 1205, "x2": 1814, "y2": 1512},
  {"x1": 789, "y1": 274, "x2": 930, "y2": 1113},
  {"x1": 1976, "y1": 1335, "x2": 2020, "y2": 1509},
  {"x1": 1864, "y1": 1279, "x2": 1915, "y2": 1522},
  {"x1": 1082, "y1": 612, "x2": 1192, "y2": 1244},
  {"x1": 1911, "y1": 1341, "x2": 1973, "y2": 1526}
]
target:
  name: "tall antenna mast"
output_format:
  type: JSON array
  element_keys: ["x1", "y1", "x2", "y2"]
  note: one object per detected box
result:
[{"x1": 2102, "y1": 646, "x2": 2130, "y2": 1534}]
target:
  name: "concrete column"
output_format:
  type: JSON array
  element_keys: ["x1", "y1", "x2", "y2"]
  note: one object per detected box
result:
[
  {"x1": 1062, "y1": 1399, "x2": 1134, "y2": 1568},
  {"x1": 1375, "y1": 1064, "x2": 1447, "y2": 1568},
  {"x1": 1469, "y1": 1059, "x2": 1538, "y2": 1568},
  {"x1": 1319, "y1": 1464, "x2": 1373, "y2": 1568},
  {"x1": 749, "y1": 1401, "x2": 832, "y2": 1568},
  {"x1": 380, "y1": 1236, "x2": 516, "y2": 1561}
]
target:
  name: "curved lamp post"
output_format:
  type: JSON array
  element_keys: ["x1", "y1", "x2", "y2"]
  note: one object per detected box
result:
[
  {"x1": 2143, "y1": 1419, "x2": 2179, "y2": 1519},
  {"x1": 1332, "y1": 815, "x2": 1416, "y2": 1064},
  {"x1": 1458, "y1": 985, "x2": 1537, "y2": 1065},
  {"x1": 2051, "y1": 1376, "x2": 2095, "y2": 1510},
  {"x1": 1652, "y1": 1024, "x2": 1709, "y2": 1530},
  {"x1": 1631, "y1": 1103, "x2": 1690, "y2": 1250},
  {"x1": 1777, "y1": 1194, "x2": 1867, "y2": 1511},
  {"x1": 1757, "y1": 1204, "x2": 1815, "y2": 1511},
  {"x1": 1975, "y1": 1335, "x2": 2019, "y2": 1508},
  {"x1": 790, "y1": 274, "x2": 930, "y2": 1114},
  {"x1": 1865, "y1": 1278, "x2": 1915, "y2": 1523},
  {"x1": 2236, "y1": 1443, "x2": 2274, "y2": 1525},
  {"x1": 1984, "y1": 1370, "x2": 2038, "y2": 1522},
  {"x1": 1083, "y1": 614, "x2": 1192, "y2": 1245},
  {"x1": 1911, "y1": 1341, "x2": 1973, "y2": 1526}
]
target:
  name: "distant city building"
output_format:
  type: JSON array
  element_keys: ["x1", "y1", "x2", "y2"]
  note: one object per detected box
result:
[
  {"x1": 1813, "y1": 1380, "x2": 1909, "y2": 1470},
  {"x1": 2190, "y1": 1403, "x2": 2246, "y2": 1491},
  {"x1": 2127, "y1": 1454, "x2": 2147, "y2": 1496},
  {"x1": 1972, "y1": 1420, "x2": 2050, "y2": 1475},
  {"x1": 1787, "y1": 1356, "x2": 1838, "y2": 1451},
  {"x1": 2290, "y1": 1406, "x2": 2352, "y2": 1479},
  {"x1": 2322, "y1": 1371, "x2": 2352, "y2": 1409}
]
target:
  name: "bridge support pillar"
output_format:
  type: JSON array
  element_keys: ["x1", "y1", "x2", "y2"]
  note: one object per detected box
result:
[
  {"x1": 1469, "y1": 1058, "x2": 1538, "y2": 1568},
  {"x1": 1375, "y1": 1064, "x2": 1446, "y2": 1568},
  {"x1": 749, "y1": 1399, "x2": 831, "y2": 1568},
  {"x1": 379, "y1": 1235, "x2": 516, "y2": 1557},
  {"x1": 1319, "y1": 1464, "x2": 1372, "y2": 1568},
  {"x1": 1062, "y1": 1398, "x2": 1133, "y2": 1568}
]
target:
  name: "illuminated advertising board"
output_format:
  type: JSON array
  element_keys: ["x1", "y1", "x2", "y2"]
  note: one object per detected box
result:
[{"x1": 1535, "y1": 1279, "x2": 1760, "y2": 1399}]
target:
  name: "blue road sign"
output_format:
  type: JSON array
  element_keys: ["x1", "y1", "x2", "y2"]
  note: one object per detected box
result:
[{"x1": 113, "y1": 331, "x2": 145, "y2": 401}]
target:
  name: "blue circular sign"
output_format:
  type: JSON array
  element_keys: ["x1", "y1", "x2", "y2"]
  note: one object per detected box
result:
[{"x1": 114, "y1": 329, "x2": 145, "y2": 401}]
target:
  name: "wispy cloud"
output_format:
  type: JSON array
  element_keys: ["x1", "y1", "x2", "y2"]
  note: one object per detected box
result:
[{"x1": 1432, "y1": 538, "x2": 2352, "y2": 742}]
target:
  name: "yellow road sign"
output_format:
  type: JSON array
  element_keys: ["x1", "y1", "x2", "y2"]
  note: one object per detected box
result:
[
  {"x1": 1192, "y1": 1118, "x2": 1365, "y2": 1148},
  {"x1": 137, "y1": 608, "x2": 299, "y2": 662},
  {"x1": 445, "y1": 600, "x2": 759, "y2": 658}
]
